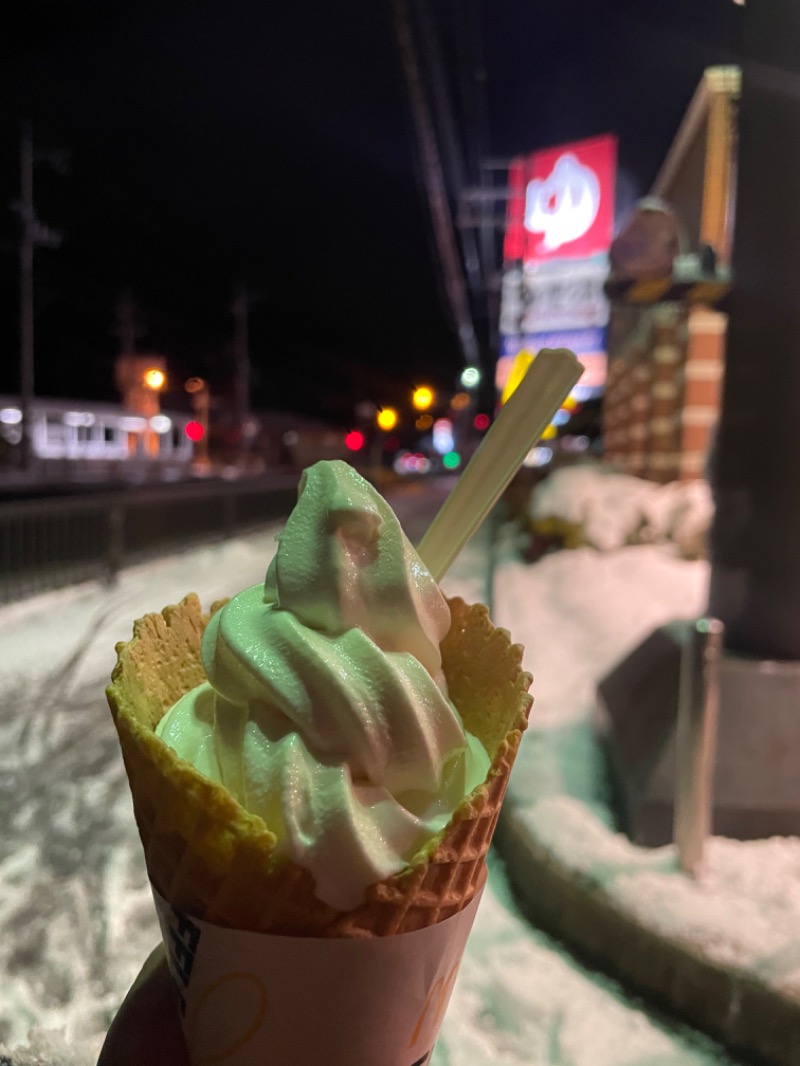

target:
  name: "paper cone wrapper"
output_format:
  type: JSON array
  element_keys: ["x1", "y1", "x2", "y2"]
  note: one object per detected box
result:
[{"x1": 152, "y1": 881, "x2": 484, "y2": 1065}]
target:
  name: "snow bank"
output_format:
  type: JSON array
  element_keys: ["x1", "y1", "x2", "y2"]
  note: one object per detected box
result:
[
  {"x1": 530, "y1": 463, "x2": 714, "y2": 557},
  {"x1": 520, "y1": 795, "x2": 800, "y2": 987}
]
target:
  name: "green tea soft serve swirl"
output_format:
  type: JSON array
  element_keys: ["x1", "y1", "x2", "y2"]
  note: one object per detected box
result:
[{"x1": 156, "y1": 461, "x2": 489, "y2": 909}]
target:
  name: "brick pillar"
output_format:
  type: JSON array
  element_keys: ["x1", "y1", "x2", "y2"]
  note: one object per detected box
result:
[
  {"x1": 645, "y1": 306, "x2": 684, "y2": 483},
  {"x1": 614, "y1": 362, "x2": 635, "y2": 472},
  {"x1": 602, "y1": 356, "x2": 628, "y2": 466},
  {"x1": 605, "y1": 358, "x2": 622, "y2": 462},
  {"x1": 678, "y1": 307, "x2": 726, "y2": 479},
  {"x1": 628, "y1": 344, "x2": 651, "y2": 477}
]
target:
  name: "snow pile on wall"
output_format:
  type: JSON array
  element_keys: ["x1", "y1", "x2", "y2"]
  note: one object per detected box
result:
[{"x1": 530, "y1": 463, "x2": 714, "y2": 557}]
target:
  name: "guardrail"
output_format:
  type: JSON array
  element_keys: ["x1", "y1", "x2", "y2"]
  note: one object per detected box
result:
[{"x1": 0, "y1": 475, "x2": 301, "y2": 605}]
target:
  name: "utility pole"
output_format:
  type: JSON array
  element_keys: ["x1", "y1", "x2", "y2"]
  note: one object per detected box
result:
[
  {"x1": 113, "y1": 288, "x2": 146, "y2": 357},
  {"x1": 413, "y1": 0, "x2": 483, "y2": 299},
  {"x1": 392, "y1": 0, "x2": 479, "y2": 366},
  {"x1": 19, "y1": 122, "x2": 35, "y2": 472},
  {"x1": 232, "y1": 283, "x2": 251, "y2": 460},
  {"x1": 453, "y1": 0, "x2": 500, "y2": 354},
  {"x1": 13, "y1": 121, "x2": 64, "y2": 471}
]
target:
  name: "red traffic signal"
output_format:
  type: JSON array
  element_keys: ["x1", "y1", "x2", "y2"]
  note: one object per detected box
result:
[
  {"x1": 185, "y1": 421, "x2": 205, "y2": 442},
  {"x1": 345, "y1": 429, "x2": 365, "y2": 451},
  {"x1": 473, "y1": 413, "x2": 490, "y2": 431}
]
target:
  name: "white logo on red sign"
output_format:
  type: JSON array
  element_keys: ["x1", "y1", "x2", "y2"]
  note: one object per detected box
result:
[{"x1": 524, "y1": 153, "x2": 600, "y2": 253}]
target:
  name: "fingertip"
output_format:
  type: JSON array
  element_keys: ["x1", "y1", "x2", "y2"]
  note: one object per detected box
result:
[{"x1": 98, "y1": 947, "x2": 189, "y2": 1066}]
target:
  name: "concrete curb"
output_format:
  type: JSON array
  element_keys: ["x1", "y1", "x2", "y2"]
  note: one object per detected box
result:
[{"x1": 495, "y1": 807, "x2": 800, "y2": 1066}]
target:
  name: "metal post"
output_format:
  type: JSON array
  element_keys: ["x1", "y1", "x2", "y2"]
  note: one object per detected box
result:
[
  {"x1": 674, "y1": 618, "x2": 724, "y2": 874},
  {"x1": 106, "y1": 502, "x2": 125, "y2": 584},
  {"x1": 223, "y1": 492, "x2": 237, "y2": 539}
]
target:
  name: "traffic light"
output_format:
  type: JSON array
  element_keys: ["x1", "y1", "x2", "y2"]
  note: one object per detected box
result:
[{"x1": 345, "y1": 429, "x2": 365, "y2": 451}]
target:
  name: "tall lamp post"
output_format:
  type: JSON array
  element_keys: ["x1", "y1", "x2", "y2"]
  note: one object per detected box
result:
[{"x1": 141, "y1": 367, "x2": 166, "y2": 458}]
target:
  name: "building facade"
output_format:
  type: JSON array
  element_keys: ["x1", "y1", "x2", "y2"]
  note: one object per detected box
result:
[{"x1": 603, "y1": 67, "x2": 738, "y2": 482}]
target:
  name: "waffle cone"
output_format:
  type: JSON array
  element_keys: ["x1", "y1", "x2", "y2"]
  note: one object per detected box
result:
[{"x1": 107, "y1": 595, "x2": 532, "y2": 937}]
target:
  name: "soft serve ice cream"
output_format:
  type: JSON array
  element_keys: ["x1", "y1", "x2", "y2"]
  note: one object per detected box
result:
[{"x1": 155, "y1": 460, "x2": 489, "y2": 910}]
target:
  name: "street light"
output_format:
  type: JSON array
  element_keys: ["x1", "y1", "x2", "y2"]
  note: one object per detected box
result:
[
  {"x1": 134, "y1": 365, "x2": 167, "y2": 458},
  {"x1": 143, "y1": 367, "x2": 166, "y2": 391},
  {"x1": 376, "y1": 407, "x2": 398, "y2": 431},
  {"x1": 412, "y1": 385, "x2": 435, "y2": 411},
  {"x1": 460, "y1": 366, "x2": 481, "y2": 389}
]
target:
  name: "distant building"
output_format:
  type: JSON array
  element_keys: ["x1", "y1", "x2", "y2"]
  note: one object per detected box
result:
[{"x1": 0, "y1": 395, "x2": 194, "y2": 470}]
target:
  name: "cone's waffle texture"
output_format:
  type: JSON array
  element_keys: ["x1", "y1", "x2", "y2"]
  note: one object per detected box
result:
[{"x1": 107, "y1": 595, "x2": 532, "y2": 937}]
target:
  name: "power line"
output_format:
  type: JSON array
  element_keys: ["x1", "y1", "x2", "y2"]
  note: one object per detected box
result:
[
  {"x1": 413, "y1": 0, "x2": 484, "y2": 297},
  {"x1": 391, "y1": 0, "x2": 479, "y2": 368}
]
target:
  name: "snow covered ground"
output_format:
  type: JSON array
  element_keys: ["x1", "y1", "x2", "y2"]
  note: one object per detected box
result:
[{"x1": 0, "y1": 483, "x2": 744, "y2": 1065}]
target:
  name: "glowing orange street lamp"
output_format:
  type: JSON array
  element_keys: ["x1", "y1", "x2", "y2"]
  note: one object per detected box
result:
[
  {"x1": 136, "y1": 366, "x2": 167, "y2": 456},
  {"x1": 376, "y1": 407, "x2": 398, "y2": 431},
  {"x1": 185, "y1": 376, "x2": 206, "y2": 395},
  {"x1": 143, "y1": 367, "x2": 166, "y2": 391},
  {"x1": 412, "y1": 385, "x2": 434, "y2": 411}
]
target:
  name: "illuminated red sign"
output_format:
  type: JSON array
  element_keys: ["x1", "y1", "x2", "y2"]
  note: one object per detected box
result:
[{"x1": 504, "y1": 135, "x2": 617, "y2": 265}]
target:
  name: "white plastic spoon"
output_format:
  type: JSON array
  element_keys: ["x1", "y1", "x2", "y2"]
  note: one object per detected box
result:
[{"x1": 418, "y1": 347, "x2": 583, "y2": 581}]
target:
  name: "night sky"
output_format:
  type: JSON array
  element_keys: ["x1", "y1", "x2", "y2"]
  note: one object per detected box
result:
[{"x1": 0, "y1": 0, "x2": 741, "y2": 422}]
